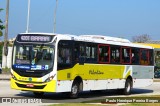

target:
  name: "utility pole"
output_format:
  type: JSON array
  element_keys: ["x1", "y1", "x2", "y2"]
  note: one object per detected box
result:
[
  {"x1": 26, "y1": 0, "x2": 30, "y2": 33},
  {"x1": 53, "y1": 0, "x2": 58, "y2": 33},
  {"x1": 3, "y1": 0, "x2": 10, "y2": 68}
]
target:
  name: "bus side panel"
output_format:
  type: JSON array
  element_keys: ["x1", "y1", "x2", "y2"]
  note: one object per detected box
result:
[
  {"x1": 55, "y1": 79, "x2": 126, "y2": 92},
  {"x1": 57, "y1": 64, "x2": 124, "y2": 80},
  {"x1": 57, "y1": 63, "x2": 126, "y2": 91},
  {"x1": 56, "y1": 80, "x2": 73, "y2": 92},
  {"x1": 132, "y1": 65, "x2": 154, "y2": 88},
  {"x1": 83, "y1": 79, "x2": 125, "y2": 91},
  {"x1": 133, "y1": 79, "x2": 153, "y2": 88}
]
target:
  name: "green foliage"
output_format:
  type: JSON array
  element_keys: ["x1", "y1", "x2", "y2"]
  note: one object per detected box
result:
[
  {"x1": 2, "y1": 67, "x2": 10, "y2": 74},
  {"x1": 132, "y1": 34, "x2": 151, "y2": 43},
  {"x1": 0, "y1": 8, "x2": 5, "y2": 36}
]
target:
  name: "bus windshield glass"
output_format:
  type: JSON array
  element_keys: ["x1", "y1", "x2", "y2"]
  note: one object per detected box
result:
[{"x1": 12, "y1": 44, "x2": 54, "y2": 71}]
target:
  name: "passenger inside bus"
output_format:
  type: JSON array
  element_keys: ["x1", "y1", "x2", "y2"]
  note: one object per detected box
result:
[
  {"x1": 58, "y1": 48, "x2": 71, "y2": 64},
  {"x1": 131, "y1": 49, "x2": 140, "y2": 64},
  {"x1": 35, "y1": 48, "x2": 53, "y2": 67}
]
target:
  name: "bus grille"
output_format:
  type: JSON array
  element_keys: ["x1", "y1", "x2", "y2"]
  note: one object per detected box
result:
[
  {"x1": 19, "y1": 71, "x2": 45, "y2": 77},
  {"x1": 12, "y1": 67, "x2": 51, "y2": 78},
  {"x1": 15, "y1": 82, "x2": 46, "y2": 89}
]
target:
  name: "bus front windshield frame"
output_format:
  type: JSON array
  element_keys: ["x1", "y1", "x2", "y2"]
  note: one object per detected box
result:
[{"x1": 12, "y1": 43, "x2": 55, "y2": 71}]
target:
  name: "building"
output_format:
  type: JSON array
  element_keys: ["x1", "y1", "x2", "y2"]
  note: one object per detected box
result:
[{"x1": 1, "y1": 38, "x2": 15, "y2": 68}]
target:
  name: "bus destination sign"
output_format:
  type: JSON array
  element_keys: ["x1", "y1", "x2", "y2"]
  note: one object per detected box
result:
[{"x1": 17, "y1": 34, "x2": 53, "y2": 42}]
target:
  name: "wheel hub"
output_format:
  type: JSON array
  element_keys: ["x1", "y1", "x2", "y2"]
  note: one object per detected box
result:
[{"x1": 72, "y1": 85, "x2": 78, "y2": 94}]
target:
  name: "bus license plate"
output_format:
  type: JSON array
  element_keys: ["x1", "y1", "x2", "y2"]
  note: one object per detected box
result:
[{"x1": 26, "y1": 84, "x2": 34, "y2": 88}]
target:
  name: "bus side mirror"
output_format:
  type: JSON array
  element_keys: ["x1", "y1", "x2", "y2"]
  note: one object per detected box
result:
[{"x1": 79, "y1": 56, "x2": 85, "y2": 65}]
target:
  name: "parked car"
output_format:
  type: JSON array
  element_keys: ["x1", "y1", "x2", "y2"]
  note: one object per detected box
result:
[{"x1": 154, "y1": 66, "x2": 160, "y2": 78}]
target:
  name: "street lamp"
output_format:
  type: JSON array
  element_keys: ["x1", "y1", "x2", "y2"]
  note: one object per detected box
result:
[
  {"x1": 53, "y1": 0, "x2": 58, "y2": 33},
  {"x1": 26, "y1": 0, "x2": 30, "y2": 33},
  {"x1": 4, "y1": 0, "x2": 9, "y2": 56},
  {"x1": 3, "y1": 0, "x2": 10, "y2": 68}
]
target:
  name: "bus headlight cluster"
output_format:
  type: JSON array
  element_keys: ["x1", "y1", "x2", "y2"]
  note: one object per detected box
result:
[
  {"x1": 45, "y1": 74, "x2": 56, "y2": 82},
  {"x1": 11, "y1": 73, "x2": 17, "y2": 80}
]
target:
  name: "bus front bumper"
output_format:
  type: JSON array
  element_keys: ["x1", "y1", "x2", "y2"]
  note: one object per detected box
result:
[{"x1": 11, "y1": 78, "x2": 56, "y2": 92}]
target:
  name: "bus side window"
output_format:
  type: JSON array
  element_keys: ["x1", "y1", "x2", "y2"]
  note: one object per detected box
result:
[
  {"x1": 74, "y1": 47, "x2": 79, "y2": 62},
  {"x1": 58, "y1": 48, "x2": 71, "y2": 64},
  {"x1": 121, "y1": 47, "x2": 131, "y2": 64},
  {"x1": 131, "y1": 48, "x2": 140, "y2": 64},
  {"x1": 78, "y1": 45, "x2": 87, "y2": 64},
  {"x1": 98, "y1": 44, "x2": 110, "y2": 63},
  {"x1": 58, "y1": 49, "x2": 63, "y2": 63},
  {"x1": 110, "y1": 46, "x2": 120, "y2": 64},
  {"x1": 80, "y1": 45, "x2": 86, "y2": 57},
  {"x1": 58, "y1": 40, "x2": 72, "y2": 70},
  {"x1": 149, "y1": 50, "x2": 154, "y2": 65},
  {"x1": 86, "y1": 44, "x2": 97, "y2": 63},
  {"x1": 140, "y1": 49, "x2": 149, "y2": 65}
]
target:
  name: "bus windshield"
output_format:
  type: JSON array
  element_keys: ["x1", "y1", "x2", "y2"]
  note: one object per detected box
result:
[{"x1": 12, "y1": 43, "x2": 54, "y2": 71}]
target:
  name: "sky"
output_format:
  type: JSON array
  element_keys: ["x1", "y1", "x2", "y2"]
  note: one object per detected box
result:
[{"x1": 0, "y1": 0, "x2": 160, "y2": 41}]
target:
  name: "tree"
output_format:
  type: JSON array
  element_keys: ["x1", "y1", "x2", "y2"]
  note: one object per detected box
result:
[
  {"x1": 0, "y1": 8, "x2": 5, "y2": 36},
  {"x1": 132, "y1": 34, "x2": 151, "y2": 43}
]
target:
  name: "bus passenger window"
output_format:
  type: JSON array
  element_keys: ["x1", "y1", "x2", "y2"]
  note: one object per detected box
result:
[
  {"x1": 58, "y1": 48, "x2": 71, "y2": 64},
  {"x1": 121, "y1": 47, "x2": 131, "y2": 64},
  {"x1": 80, "y1": 45, "x2": 86, "y2": 57},
  {"x1": 74, "y1": 47, "x2": 79, "y2": 62},
  {"x1": 98, "y1": 45, "x2": 110, "y2": 63},
  {"x1": 110, "y1": 46, "x2": 120, "y2": 64},
  {"x1": 57, "y1": 41, "x2": 73, "y2": 70},
  {"x1": 86, "y1": 45, "x2": 97, "y2": 63},
  {"x1": 149, "y1": 50, "x2": 154, "y2": 65},
  {"x1": 131, "y1": 48, "x2": 140, "y2": 64},
  {"x1": 140, "y1": 49, "x2": 149, "y2": 65}
]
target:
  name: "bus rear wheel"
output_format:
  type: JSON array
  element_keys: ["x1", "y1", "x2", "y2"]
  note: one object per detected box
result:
[
  {"x1": 123, "y1": 79, "x2": 132, "y2": 95},
  {"x1": 33, "y1": 92, "x2": 44, "y2": 97}
]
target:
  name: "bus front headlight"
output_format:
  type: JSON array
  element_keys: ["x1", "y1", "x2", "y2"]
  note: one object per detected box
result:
[
  {"x1": 11, "y1": 73, "x2": 17, "y2": 80},
  {"x1": 44, "y1": 74, "x2": 56, "y2": 82}
]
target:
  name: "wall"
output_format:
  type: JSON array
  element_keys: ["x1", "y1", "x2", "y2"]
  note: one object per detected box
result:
[{"x1": 2, "y1": 47, "x2": 12, "y2": 68}]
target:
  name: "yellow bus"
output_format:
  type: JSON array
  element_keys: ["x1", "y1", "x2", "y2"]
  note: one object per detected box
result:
[{"x1": 11, "y1": 33, "x2": 154, "y2": 98}]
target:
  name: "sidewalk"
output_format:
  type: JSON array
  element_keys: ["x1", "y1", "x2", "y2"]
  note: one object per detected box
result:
[{"x1": 0, "y1": 74, "x2": 11, "y2": 80}]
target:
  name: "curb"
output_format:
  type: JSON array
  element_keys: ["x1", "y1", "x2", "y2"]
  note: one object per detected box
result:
[
  {"x1": 0, "y1": 78, "x2": 10, "y2": 80},
  {"x1": 0, "y1": 74, "x2": 11, "y2": 81},
  {"x1": 153, "y1": 79, "x2": 160, "y2": 82}
]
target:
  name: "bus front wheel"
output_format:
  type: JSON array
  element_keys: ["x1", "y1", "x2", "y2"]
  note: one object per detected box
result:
[{"x1": 70, "y1": 82, "x2": 80, "y2": 99}]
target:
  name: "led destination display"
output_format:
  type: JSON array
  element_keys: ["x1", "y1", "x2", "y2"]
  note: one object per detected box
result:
[{"x1": 17, "y1": 34, "x2": 53, "y2": 42}]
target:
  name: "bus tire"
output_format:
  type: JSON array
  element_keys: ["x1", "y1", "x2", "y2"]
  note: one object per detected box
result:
[
  {"x1": 123, "y1": 79, "x2": 132, "y2": 95},
  {"x1": 70, "y1": 81, "x2": 80, "y2": 99},
  {"x1": 33, "y1": 92, "x2": 44, "y2": 97}
]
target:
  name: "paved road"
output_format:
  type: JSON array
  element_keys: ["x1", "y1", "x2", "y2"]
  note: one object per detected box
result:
[{"x1": 0, "y1": 81, "x2": 160, "y2": 104}]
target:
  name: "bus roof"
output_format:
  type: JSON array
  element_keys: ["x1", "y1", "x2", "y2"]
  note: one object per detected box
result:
[
  {"x1": 20, "y1": 32, "x2": 56, "y2": 36},
  {"x1": 56, "y1": 34, "x2": 153, "y2": 49},
  {"x1": 18, "y1": 33, "x2": 153, "y2": 49},
  {"x1": 80, "y1": 35, "x2": 131, "y2": 43}
]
